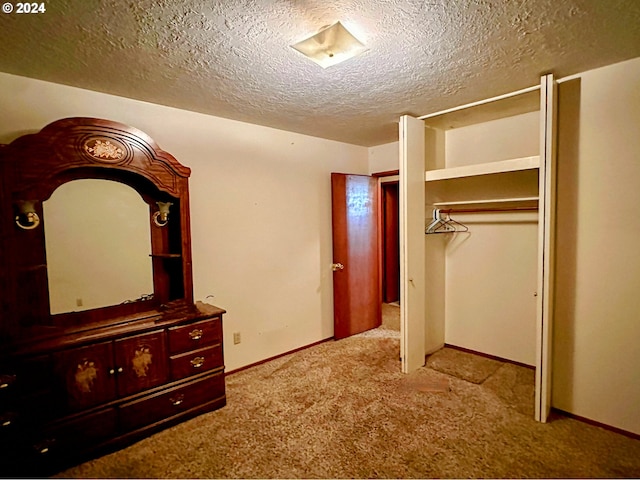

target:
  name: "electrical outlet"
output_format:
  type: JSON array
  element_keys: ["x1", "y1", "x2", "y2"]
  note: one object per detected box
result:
[
  {"x1": 233, "y1": 332, "x2": 241, "y2": 345},
  {"x1": 76, "y1": 298, "x2": 83, "y2": 307}
]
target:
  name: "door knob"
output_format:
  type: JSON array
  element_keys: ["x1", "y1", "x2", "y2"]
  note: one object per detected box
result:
[{"x1": 331, "y1": 263, "x2": 344, "y2": 271}]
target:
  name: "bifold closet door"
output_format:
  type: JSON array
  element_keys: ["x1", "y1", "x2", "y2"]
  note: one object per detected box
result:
[
  {"x1": 535, "y1": 73, "x2": 557, "y2": 422},
  {"x1": 399, "y1": 115, "x2": 426, "y2": 373}
]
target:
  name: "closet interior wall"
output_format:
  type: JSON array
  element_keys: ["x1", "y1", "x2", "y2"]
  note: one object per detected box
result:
[{"x1": 425, "y1": 111, "x2": 540, "y2": 366}]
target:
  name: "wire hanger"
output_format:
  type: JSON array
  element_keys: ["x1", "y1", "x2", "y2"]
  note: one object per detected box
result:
[{"x1": 425, "y1": 208, "x2": 469, "y2": 234}]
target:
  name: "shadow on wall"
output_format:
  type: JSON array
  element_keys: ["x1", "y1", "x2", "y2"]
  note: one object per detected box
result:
[
  {"x1": 0, "y1": 129, "x2": 38, "y2": 144},
  {"x1": 552, "y1": 78, "x2": 581, "y2": 408}
]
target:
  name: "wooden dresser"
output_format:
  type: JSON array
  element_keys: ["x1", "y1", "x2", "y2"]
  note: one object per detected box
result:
[{"x1": 0, "y1": 118, "x2": 226, "y2": 476}]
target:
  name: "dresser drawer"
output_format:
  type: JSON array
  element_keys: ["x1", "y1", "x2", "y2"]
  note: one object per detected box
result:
[
  {"x1": 1, "y1": 354, "x2": 52, "y2": 399},
  {"x1": 119, "y1": 371, "x2": 224, "y2": 432},
  {"x1": 170, "y1": 344, "x2": 222, "y2": 381},
  {"x1": 33, "y1": 408, "x2": 117, "y2": 457},
  {"x1": 0, "y1": 394, "x2": 55, "y2": 439},
  {"x1": 168, "y1": 317, "x2": 221, "y2": 355},
  {"x1": 0, "y1": 411, "x2": 20, "y2": 439}
]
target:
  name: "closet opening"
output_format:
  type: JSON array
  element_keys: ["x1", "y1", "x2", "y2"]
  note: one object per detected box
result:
[{"x1": 399, "y1": 74, "x2": 557, "y2": 421}]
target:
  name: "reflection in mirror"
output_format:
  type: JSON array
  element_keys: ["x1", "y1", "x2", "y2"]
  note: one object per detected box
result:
[{"x1": 43, "y1": 179, "x2": 154, "y2": 315}]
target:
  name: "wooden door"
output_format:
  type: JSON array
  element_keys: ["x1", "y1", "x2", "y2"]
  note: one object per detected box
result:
[
  {"x1": 331, "y1": 173, "x2": 381, "y2": 339},
  {"x1": 115, "y1": 330, "x2": 168, "y2": 397}
]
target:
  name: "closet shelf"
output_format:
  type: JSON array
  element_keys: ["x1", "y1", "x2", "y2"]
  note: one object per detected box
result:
[{"x1": 425, "y1": 156, "x2": 540, "y2": 182}]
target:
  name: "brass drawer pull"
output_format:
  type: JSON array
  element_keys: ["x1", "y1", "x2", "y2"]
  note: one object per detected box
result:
[
  {"x1": 170, "y1": 393, "x2": 185, "y2": 406},
  {"x1": 0, "y1": 374, "x2": 17, "y2": 389},
  {"x1": 34, "y1": 440, "x2": 54, "y2": 455},
  {"x1": 190, "y1": 356, "x2": 205, "y2": 368},
  {"x1": 1, "y1": 412, "x2": 16, "y2": 427},
  {"x1": 189, "y1": 328, "x2": 203, "y2": 341}
]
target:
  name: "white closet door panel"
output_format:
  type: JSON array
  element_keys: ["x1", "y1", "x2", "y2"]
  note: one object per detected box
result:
[
  {"x1": 535, "y1": 74, "x2": 557, "y2": 422},
  {"x1": 399, "y1": 115, "x2": 427, "y2": 373}
]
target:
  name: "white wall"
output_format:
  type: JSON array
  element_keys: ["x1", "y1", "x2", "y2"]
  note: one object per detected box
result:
[
  {"x1": 368, "y1": 141, "x2": 399, "y2": 174},
  {"x1": 553, "y1": 57, "x2": 640, "y2": 434},
  {"x1": 0, "y1": 72, "x2": 369, "y2": 372},
  {"x1": 443, "y1": 211, "x2": 539, "y2": 365},
  {"x1": 445, "y1": 112, "x2": 539, "y2": 167}
]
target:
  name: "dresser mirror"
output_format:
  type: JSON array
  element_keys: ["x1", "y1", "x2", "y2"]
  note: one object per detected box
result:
[{"x1": 43, "y1": 178, "x2": 154, "y2": 315}]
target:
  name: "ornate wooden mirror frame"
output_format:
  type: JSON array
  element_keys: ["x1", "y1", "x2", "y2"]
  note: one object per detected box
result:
[{"x1": 0, "y1": 118, "x2": 195, "y2": 344}]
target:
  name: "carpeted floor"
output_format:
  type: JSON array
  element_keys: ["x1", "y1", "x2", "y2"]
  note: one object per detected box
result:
[{"x1": 56, "y1": 304, "x2": 640, "y2": 478}]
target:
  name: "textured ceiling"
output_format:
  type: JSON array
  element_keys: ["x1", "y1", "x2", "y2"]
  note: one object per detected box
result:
[{"x1": 1, "y1": 0, "x2": 639, "y2": 146}]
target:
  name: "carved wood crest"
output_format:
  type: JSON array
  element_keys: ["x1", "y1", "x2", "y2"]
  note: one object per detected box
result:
[{"x1": 84, "y1": 138, "x2": 126, "y2": 163}]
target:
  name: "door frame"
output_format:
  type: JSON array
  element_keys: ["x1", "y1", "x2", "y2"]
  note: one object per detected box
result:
[{"x1": 374, "y1": 172, "x2": 400, "y2": 304}]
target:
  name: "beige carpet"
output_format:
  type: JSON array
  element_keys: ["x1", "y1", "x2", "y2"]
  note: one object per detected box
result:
[
  {"x1": 426, "y1": 347, "x2": 503, "y2": 384},
  {"x1": 56, "y1": 310, "x2": 640, "y2": 478},
  {"x1": 381, "y1": 302, "x2": 400, "y2": 331}
]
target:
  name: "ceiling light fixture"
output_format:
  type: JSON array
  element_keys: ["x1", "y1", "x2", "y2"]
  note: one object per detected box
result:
[{"x1": 291, "y1": 21, "x2": 368, "y2": 68}]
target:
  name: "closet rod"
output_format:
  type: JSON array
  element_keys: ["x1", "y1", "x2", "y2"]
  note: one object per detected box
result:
[
  {"x1": 438, "y1": 206, "x2": 538, "y2": 214},
  {"x1": 418, "y1": 85, "x2": 540, "y2": 120}
]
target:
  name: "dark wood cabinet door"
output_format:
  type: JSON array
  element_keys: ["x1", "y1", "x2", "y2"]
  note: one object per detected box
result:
[
  {"x1": 114, "y1": 330, "x2": 168, "y2": 397},
  {"x1": 54, "y1": 342, "x2": 117, "y2": 411}
]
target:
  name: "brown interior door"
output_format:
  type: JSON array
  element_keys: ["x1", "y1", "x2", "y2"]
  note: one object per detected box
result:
[{"x1": 331, "y1": 173, "x2": 381, "y2": 339}]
